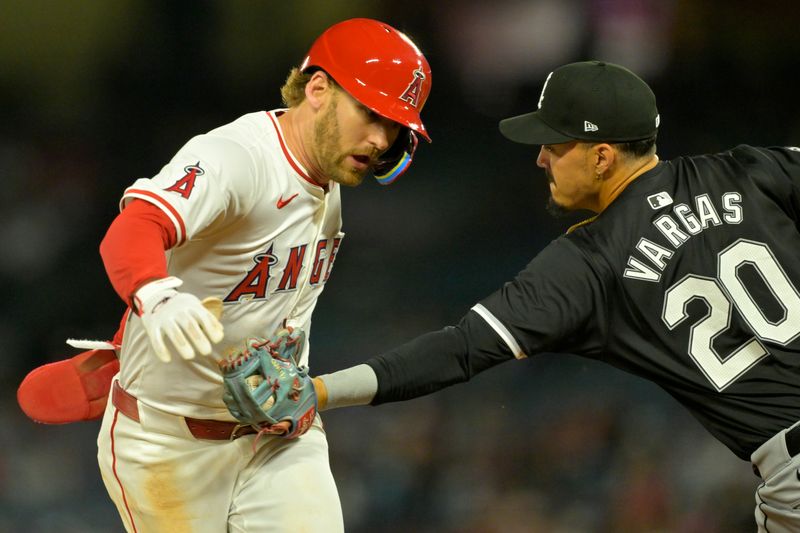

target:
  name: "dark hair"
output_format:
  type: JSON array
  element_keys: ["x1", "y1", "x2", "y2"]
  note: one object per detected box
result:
[{"x1": 613, "y1": 135, "x2": 657, "y2": 158}]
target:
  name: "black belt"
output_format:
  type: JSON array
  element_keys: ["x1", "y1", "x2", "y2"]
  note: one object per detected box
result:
[{"x1": 753, "y1": 424, "x2": 800, "y2": 478}]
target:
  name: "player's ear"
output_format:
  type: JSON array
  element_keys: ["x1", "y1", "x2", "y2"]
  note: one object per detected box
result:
[
  {"x1": 592, "y1": 143, "x2": 615, "y2": 176},
  {"x1": 305, "y1": 71, "x2": 335, "y2": 111}
]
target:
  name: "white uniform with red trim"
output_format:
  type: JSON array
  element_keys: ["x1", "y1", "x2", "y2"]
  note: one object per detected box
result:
[{"x1": 97, "y1": 110, "x2": 345, "y2": 532}]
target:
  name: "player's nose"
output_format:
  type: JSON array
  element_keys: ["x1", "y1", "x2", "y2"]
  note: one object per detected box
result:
[
  {"x1": 367, "y1": 121, "x2": 393, "y2": 153},
  {"x1": 536, "y1": 146, "x2": 549, "y2": 169}
]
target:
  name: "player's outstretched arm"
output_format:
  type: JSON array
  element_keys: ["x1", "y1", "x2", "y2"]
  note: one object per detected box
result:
[
  {"x1": 313, "y1": 364, "x2": 379, "y2": 410},
  {"x1": 314, "y1": 310, "x2": 517, "y2": 409}
]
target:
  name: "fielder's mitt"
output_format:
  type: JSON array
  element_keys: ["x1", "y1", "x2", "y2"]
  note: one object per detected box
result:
[{"x1": 219, "y1": 327, "x2": 316, "y2": 439}]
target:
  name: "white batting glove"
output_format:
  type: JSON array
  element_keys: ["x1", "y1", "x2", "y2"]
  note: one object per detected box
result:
[{"x1": 134, "y1": 277, "x2": 224, "y2": 363}]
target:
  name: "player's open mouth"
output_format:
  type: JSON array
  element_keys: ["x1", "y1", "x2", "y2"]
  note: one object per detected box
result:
[{"x1": 349, "y1": 155, "x2": 371, "y2": 169}]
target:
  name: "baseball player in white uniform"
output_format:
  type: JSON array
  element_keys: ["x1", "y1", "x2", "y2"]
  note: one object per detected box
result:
[{"x1": 19, "y1": 18, "x2": 432, "y2": 532}]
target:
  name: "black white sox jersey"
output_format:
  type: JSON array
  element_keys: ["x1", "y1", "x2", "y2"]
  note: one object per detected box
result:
[{"x1": 368, "y1": 145, "x2": 800, "y2": 460}]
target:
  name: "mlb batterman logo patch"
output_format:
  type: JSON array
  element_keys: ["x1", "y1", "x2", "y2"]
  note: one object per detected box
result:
[{"x1": 647, "y1": 191, "x2": 673, "y2": 209}]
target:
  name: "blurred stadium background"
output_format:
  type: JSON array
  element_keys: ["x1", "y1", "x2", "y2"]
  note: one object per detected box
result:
[{"x1": 2, "y1": 1, "x2": 800, "y2": 531}]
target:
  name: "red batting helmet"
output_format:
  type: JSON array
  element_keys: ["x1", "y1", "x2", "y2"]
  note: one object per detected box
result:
[{"x1": 301, "y1": 18, "x2": 432, "y2": 142}]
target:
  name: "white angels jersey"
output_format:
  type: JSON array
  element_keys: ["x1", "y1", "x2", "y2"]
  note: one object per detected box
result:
[{"x1": 118, "y1": 110, "x2": 343, "y2": 420}]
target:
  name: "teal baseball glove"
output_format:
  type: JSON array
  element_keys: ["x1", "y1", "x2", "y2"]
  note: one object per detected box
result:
[{"x1": 218, "y1": 327, "x2": 316, "y2": 439}]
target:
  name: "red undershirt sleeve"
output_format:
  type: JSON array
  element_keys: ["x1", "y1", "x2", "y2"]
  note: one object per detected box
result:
[{"x1": 99, "y1": 198, "x2": 178, "y2": 306}]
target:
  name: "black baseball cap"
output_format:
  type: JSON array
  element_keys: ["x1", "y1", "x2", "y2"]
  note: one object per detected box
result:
[{"x1": 499, "y1": 60, "x2": 659, "y2": 145}]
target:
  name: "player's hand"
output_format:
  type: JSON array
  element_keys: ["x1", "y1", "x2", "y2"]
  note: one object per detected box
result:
[
  {"x1": 134, "y1": 277, "x2": 224, "y2": 362},
  {"x1": 218, "y1": 327, "x2": 316, "y2": 439}
]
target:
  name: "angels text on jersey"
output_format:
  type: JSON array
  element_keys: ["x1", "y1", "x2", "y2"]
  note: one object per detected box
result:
[
  {"x1": 224, "y1": 236, "x2": 343, "y2": 303},
  {"x1": 624, "y1": 191, "x2": 743, "y2": 283}
]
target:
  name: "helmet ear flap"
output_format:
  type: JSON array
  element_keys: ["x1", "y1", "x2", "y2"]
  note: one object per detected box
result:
[{"x1": 373, "y1": 129, "x2": 418, "y2": 185}]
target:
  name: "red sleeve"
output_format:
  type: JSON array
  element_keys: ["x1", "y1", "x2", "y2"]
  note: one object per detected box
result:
[{"x1": 99, "y1": 199, "x2": 178, "y2": 305}]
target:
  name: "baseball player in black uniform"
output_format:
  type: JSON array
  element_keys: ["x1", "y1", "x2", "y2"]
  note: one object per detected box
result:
[{"x1": 307, "y1": 60, "x2": 800, "y2": 531}]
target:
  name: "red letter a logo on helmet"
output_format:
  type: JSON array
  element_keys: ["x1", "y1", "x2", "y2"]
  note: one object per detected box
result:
[
  {"x1": 399, "y1": 69, "x2": 426, "y2": 108},
  {"x1": 165, "y1": 162, "x2": 204, "y2": 199}
]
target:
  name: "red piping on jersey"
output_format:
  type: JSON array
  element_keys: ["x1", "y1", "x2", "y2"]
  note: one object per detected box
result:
[
  {"x1": 124, "y1": 189, "x2": 187, "y2": 246},
  {"x1": 266, "y1": 111, "x2": 323, "y2": 188},
  {"x1": 110, "y1": 408, "x2": 139, "y2": 532}
]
